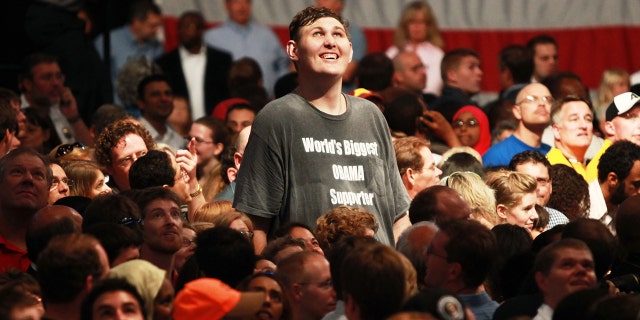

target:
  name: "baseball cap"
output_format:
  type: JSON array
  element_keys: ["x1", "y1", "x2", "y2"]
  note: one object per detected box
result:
[
  {"x1": 401, "y1": 287, "x2": 468, "y2": 320},
  {"x1": 349, "y1": 88, "x2": 383, "y2": 102},
  {"x1": 605, "y1": 92, "x2": 640, "y2": 121},
  {"x1": 173, "y1": 278, "x2": 265, "y2": 320},
  {"x1": 211, "y1": 98, "x2": 251, "y2": 121}
]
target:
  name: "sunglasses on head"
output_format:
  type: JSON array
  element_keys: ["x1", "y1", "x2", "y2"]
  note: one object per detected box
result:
[{"x1": 55, "y1": 142, "x2": 85, "y2": 158}]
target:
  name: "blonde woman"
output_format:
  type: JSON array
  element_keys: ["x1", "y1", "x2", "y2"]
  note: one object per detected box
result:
[
  {"x1": 440, "y1": 171, "x2": 499, "y2": 229},
  {"x1": 191, "y1": 200, "x2": 233, "y2": 223},
  {"x1": 486, "y1": 171, "x2": 538, "y2": 232},
  {"x1": 210, "y1": 210, "x2": 255, "y2": 241},
  {"x1": 595, "y1": 69, "x2": 630, "y2": 136},
  {"x1": 386, "y1": 1, "x2": 445, "y2": 95},
  {"x1": 62, "y1": 160, "x2": 112, "y2": 198}
]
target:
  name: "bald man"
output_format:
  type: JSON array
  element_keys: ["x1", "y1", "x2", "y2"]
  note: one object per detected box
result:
[
  {"x1": 483, "y1": 83, "x2": 553, "y2": 168},
  {"x1": 408, "y1": 185, "x2": 471, "y2": 225}
]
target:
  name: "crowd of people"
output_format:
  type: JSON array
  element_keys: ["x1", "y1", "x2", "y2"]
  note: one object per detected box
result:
[{"x1": 2, "y1": 0, "x2": 640, "y2": 319}]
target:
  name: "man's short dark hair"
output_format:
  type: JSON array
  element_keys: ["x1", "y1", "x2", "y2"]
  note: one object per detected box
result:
[
  {"x1": 80, "y1": 278, "x2": 147, "y2": 320},
  {"x1": 38, "y1": 233, "x2": 105, "y2": 303},
  {"x1": 439, "y1": 219, "x2": 497, "y2": 287},
  {"x1": 341, "y1": 244, "x2": 406, "y2": 320},
  {"x1": 441, "y1": 48, "x2": 480, "y2": 82},
  {"x1": 136, "y1": 74, "x2": 170, "y2": 101},
  {"x1": 131, "y1": 187, "x2": 181, "y2": 219},
  {"x1": 508, "y1": 150, "x2": 552, "y2": 172},
  {"x1": 83, "y1": 193, "x2": 142, "y2": 233},
  {"x1": 0, "y1": 102, "x2": 17, "y2": 141},
  {"x1": 129, "y1": 150, "x2": 176, "y2": 189},
  {"x1": 129, "y1": 0, "x2": 161, "y2": 22},
  {"x1": 357, "y1": 53, "x2": 394, "y2": 91},
  {"x1": 562, "y1": 218, "x2": 616, "y2": 280},
  {"x1": 526, "y1": 34, "x2": 558, "y2": 55},
  {"x1": 289, "y1": 6, "x2": 348, "y2": 43},
  {"x1": 598, "y1": 140, "x2": 640, "y2": 183},
  {"x1": 542, "y1": 72, "x2": 588, "y2": 101},
  {"x1": 91, "y1": 104, "x2": 131, "y2": 138},
  {"x1": 499, "y1": 45, "x2": 533, "y2": 84},
  {"x1": 195, "y1": 226, "x2": 255, "y2": 287},
  {"x1": 193, "y1": 116, "x2": 231, "y2": 147},
  {"x1": 326, "y1": 235, "x2": 377, "y2": 300},
  {"x1": 84, "y1": 223, "x2": 143, "y2": 265},
  {"x1": 20, "y1": 52, "x2": 58, "y2": 82}
]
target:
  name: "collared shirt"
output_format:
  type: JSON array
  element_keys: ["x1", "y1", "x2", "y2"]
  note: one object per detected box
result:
[
  {"x1": 138, "y1": 116, "x2": 185, "y2": 151},
  {"x1": 546, "y1": 147, "x2": 588, "y2": 180},
  {"x1": 203, "y1": 19, "x2": 289, "y2": 97},
  {"x1": 0, "y1": 233, "x2": 30, "y2": 272},
  {"x1": 178, "y1": 45, "x2": 207, "y2": 120},
  {"x1": 94, "y1": 25, "x2": 164, "y2": 104},
  {"x1": 21, "y1": 94, "x2": 75, "y2": 144},
  {"x1": 544, "y1": 207, "x2": 569, "y2": 230},
  {"x1": 458, "y1": 291, "x2": 499, "y2": 320}
]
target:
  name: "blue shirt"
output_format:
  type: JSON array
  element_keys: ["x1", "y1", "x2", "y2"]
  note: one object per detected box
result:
[
  {"x1": 482, "y1": 135, "x2": 551, "y2": 168},
  {"x1": 458, "y1": 291, "x2": 499, "y2": 320},
  {"x1": 204, "y1": 20, "x2": 289, "y2": 97},
  {"x1": 94, "y1": 25, "x2": 164, "y2": 105}
]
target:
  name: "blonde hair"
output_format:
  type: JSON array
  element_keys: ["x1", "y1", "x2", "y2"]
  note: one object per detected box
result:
[
  {"x1": 595, "y1": 68, "x2": 630, "y2": 120},
  {"x1": 394, "y1": 1, "x2": 444, "y2": 49},
  {"x1": 486, "y1": 170, "x2": 537, "y2": 210},
  {"x1": 398, "y1": 253, "x2": 418, "y2": 302},
  {"x1": 210, "y1": 210, "x2": 254, "y2": 232},
  {"x1": 62, "y1": 160, "x2": 105, "y2": 198},
  {"x1": 192, "y1": 200, "x2": 233, "y2": 223},
  {"x1": 440, "y1": 172, "x2": 499, "y2": 227}
]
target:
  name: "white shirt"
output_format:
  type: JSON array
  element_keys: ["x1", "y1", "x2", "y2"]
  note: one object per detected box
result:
[
  {"x1": 532, "y1": 303, "x2": 553, "y2": 320},
  {"x1": 179, "y1": 45, "x2": 206, "y2": 120}
]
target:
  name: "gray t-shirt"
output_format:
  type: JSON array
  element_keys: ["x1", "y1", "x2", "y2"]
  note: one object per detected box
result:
[{"x1": 233, "y1": 93, "x2": 410, "y2": 245}]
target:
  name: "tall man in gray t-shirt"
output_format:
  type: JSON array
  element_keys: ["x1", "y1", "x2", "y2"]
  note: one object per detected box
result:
[{"x1": 234, "y1": 6, "x2": 411, "y2": 253}]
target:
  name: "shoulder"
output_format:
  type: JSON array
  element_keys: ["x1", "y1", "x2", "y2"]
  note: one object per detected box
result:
[{"x1": 206, "y1": 46, "x2": 233, "y2": 61}]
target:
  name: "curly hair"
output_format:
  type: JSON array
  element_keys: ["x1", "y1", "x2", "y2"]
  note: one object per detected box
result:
[
  {"x1": 94, "y1": 120, "x2": 156, "y2": 168},
  {"x1": 314, "y1": 206, "x2": 379, "y2": 252},
  {"x1": 547, "y1": 164, "x2": 590, "y2": 220}
]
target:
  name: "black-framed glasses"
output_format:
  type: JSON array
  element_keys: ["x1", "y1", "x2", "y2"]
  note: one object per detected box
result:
[
  {"x1": 118, "y1": 216, "x2": 142, "y2": 226},
  {"x1": 50, "y1": 177, "x2": 73, "y2": 190},
  {"x1": 55, "y1": 142, "x2": 85, "y2": 158},
  {"x1": 452, "y1": 119, "x2": 479, "y2": 128}
]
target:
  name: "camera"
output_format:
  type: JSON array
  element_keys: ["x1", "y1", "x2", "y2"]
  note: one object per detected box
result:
[{"x1": 605, "y1": 273, "x2": 640, "y2": 293}]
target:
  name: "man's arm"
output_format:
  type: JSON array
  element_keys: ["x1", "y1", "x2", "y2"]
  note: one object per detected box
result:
[
  {"x1": 59, "y1": 87, "x2": 93, "y2": 146},
  {"x1": 251, "y1": 215, "x2": 272, "y2": 255},
  {"x1": 393, "y1": 213, "x2": 412, "y2": 244}
]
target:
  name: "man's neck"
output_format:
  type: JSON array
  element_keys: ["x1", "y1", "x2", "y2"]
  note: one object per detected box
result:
[
  {"x1": 513, "y1": 123, "x2": 544, "y2": 148},
  {"x1": 600, "y1": 182, "x2": 617, "y2": 216},
  {"x1": 0, "y1": 210, "x2": 33, "y2": 250},
  {"x1": 142, "y1": 115, "x2": 167, "y2": 136},
  {"x1": 295, "y1": 79, "x2": 345, "y2": 115},
  {"x1": 140, "y1": 244, "x2": 175, "y2": 275},
  {"x1": 555, "y1": 142, "x2": 588, "y2": 163},
  {"x1": 44, "y1": 301, "x2": 81, "y2": 320}
]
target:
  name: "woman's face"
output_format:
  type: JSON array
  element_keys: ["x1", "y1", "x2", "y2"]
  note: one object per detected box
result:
[
  {"x1": 153, "y1": 278, "x2": 174, "y2": 320},
  {"x1": 89, "y1": 170, "x2": 112, "y2": 198},
  {"x1": 406, "y1": 11, "x2": 428, "y2": 43},
  {"x1": 243, "y1": 276, "x2": 284, "y2": 320},
  {"x1": 505, "y1": 192, "x2": 539, "y2": 231},
  {"x1": 20, "y1": 121, "x2": 49, "y2": 149},
  {"x1": 453, "y1": 111, "x2": 481, "y2": 147}
]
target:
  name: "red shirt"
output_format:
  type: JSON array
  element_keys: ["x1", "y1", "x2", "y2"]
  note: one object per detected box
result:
[{"x1": 0, "y1": 233, "x2": 30, "y2": 272}]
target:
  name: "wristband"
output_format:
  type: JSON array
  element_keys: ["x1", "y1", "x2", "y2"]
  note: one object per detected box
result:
[{"x1": 189, "y1": 184, "x2": 202, "y2": 198}]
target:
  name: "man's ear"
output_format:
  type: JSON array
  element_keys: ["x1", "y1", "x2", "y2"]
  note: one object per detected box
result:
[
  {"x1": 286, "y1": 40, "x2": 299, "y2": 62},
  {"x1": 405, "y1": 168, "x2": 416, "y2": 187},
  {"x1": 213, "y1": 142, "x2": 224, "y2": 157},
  {"x1": 607, "y1": 172, "x2": 619, "y2": 190},
  {"x1": 552, "y1": 123, "x2": 561, "y2": 141},
  {"x1": 604, "y1": 121, "x2": 616, "y2": 137},
  {"x1": 512, "y1": 104, "x2": 523, "y2": 121},
  {"x1": 535, "y1": 271, "x2": 547, "y2": 294},
  {"x1": 290, "y1": 283, "x2": 304, "y2": 301},
  {"x1": 344, "y1": 294, "x2": 360, "y2": 320}
]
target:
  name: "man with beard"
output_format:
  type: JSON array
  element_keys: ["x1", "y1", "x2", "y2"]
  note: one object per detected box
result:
[
  {"x1": 136, "y1": 75, "x2": 184, "y2": 150},
  {"x1": 592, "y1": 140, "x2": 640, "y2": 227},
  {"x1": 0, "y1": 148, "x2": 50, "y2": 272},
  {"x1": 134, "y1": 187, "x2": 184, "y2": 278}
]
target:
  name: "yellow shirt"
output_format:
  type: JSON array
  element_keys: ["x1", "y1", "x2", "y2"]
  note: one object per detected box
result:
[
  {"x1": 546, "y1": 147, "x2": 588, "y2": 181},
  {"x1": 585, "y1": 139, "x2": 612, "y2": 183}
]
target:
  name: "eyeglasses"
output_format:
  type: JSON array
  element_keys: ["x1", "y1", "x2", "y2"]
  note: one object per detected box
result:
[
  {"x1": 50, "y1": 177, "x2": 73, "y2": 189},
  {"x1": 38, "y1": 72, "x2": 65, "y2": 83},
  {"x1": 182, "y1": 238, "x2": 196, "y2": 247},
  {"x1": 118, "y1": 216, "x2": 142, "y2": 226},
  {"x1": 185, "y1": 136, "x2": 214, "y2": 144},
  {"x1": 517, "y1": 95, "x2": 554, "y2": 106},
  {"x1": 55, "y1": 142, "x2": 85, "y2": 158},
  {"x1": 239, "y1": 230, "x2": 254, "y2": 239},
  {"x1": 452, "y1": 119, "x2": 479, "y2": 128}
]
